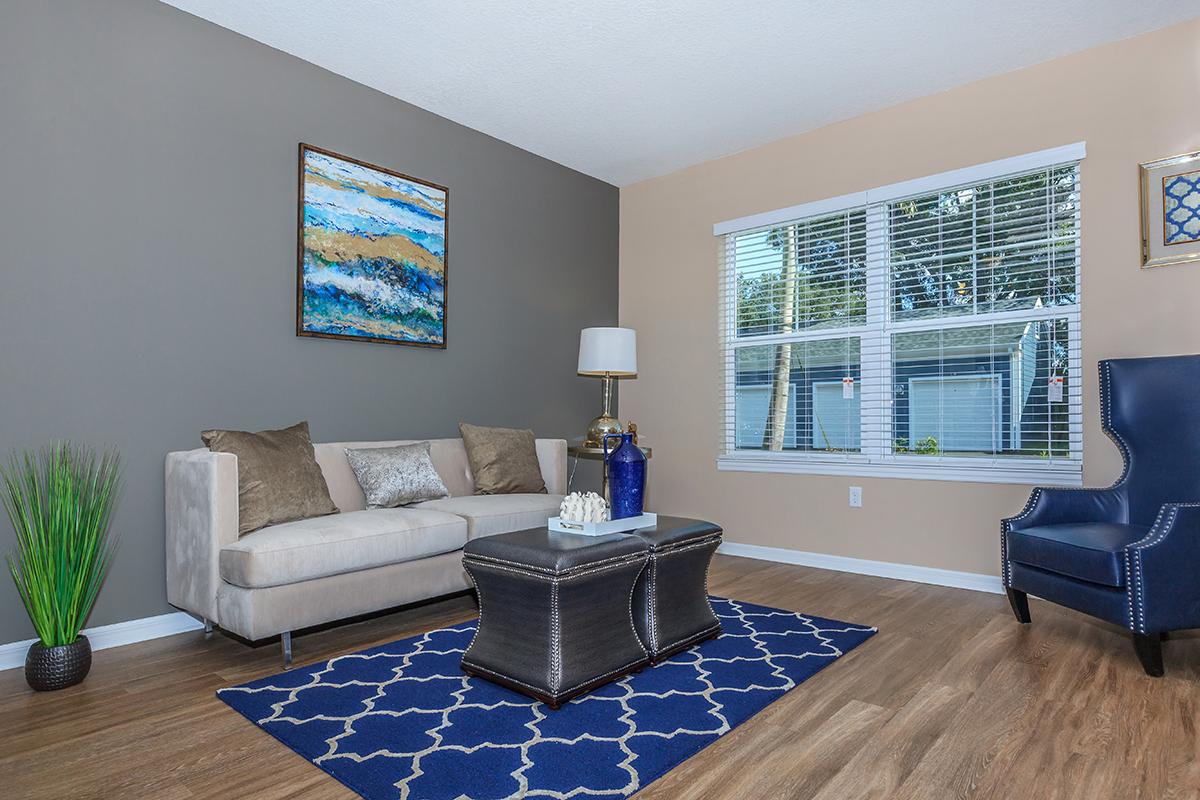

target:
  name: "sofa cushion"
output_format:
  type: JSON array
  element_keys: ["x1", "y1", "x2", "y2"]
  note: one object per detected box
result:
[
  {"x1": 412, "y1": 493, "x2": 564, "y2": 541},
  {"x1": 201, "y1": 421, "x2": 338, "y2": 536},
  {"x1": 459, "y1": 423, "x2": 547, "y2": 494},
  {"x1": 219, "y1": 508, "x2": 467, "y2": 589},
  {"x1": 345, "y1": 442, "x2": 450, "y2": 508},
  {"x1": 1006, "y1": 522, "x2": 1149, "y2": 588},
  {"x1": 314, "y1": 439, "x2": 478, "y2": 512}
]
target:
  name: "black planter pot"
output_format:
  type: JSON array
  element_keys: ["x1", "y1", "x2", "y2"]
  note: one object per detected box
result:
[{"x1": 25, "y1": 635, "x2": 92, "y2": 691}]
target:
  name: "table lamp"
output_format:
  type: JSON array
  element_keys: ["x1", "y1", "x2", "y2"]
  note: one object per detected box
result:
[{"x1": 578, "y1": 327, "x2": 637, "y2": 447}]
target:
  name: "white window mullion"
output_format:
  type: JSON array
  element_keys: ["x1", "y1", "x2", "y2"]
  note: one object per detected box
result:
[
  {"x1": 728, "y1": 325, "x2": 868, "y2": 348},
  {"x1": 886, "y1": 304, "x2": 1071, "y2": 333},
  {"x1": 720, "y1": 236, "x2": 737, "y2": 456},
  {"x1": 1067, "y1": 312, "x2": 1084, "y2": 462},
  {"x1": 1066, "y1": 163, "x2": 1084, "y2": 464},
  {"x1": 717, "y1": 148, "x2": 1083, "y2": 483},
  {"x1": 861, "y1": 204, "x2": 889, "y2": 460}
]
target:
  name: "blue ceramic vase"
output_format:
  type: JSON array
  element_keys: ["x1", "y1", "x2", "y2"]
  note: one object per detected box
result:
[{"x1": 603, "y1": 432, "x2": 646, "y2": 520}]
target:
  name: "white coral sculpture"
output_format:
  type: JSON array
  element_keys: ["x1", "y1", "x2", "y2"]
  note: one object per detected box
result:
[{"x1": 560, "y1": 491, "x2": 609, "y2": 523}]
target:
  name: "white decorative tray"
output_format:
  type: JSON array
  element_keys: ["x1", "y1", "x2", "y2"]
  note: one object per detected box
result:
[{"x1": 548, "y1": 512, "x2": 657, "y2": 537}]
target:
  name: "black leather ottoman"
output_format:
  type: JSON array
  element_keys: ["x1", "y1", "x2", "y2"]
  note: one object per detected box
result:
[
  {"x1": 631, "y1": 516, "x2": 723, "y2": 662},
  {"x1": 461, "y1": 528, "x2": 650, "y2": 708}
]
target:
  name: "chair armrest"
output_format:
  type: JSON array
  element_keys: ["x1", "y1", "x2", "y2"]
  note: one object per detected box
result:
[
  {"x1": 165, "y1": 448, "x2": 239, "y2": 622},
  {"x1": 1125, "y1": 502, "x2": 1200, "y2": 633},
  {"x1": 1004, "y1": 487, "x2": 1126, "y2": 533},
  {"x1": 536, "y1": 438, "x2": 568, "y2": 495}
]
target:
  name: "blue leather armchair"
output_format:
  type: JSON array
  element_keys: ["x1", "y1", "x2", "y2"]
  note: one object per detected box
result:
[{"x1": 1002, "y1": 355, "x2": 1200, "y2": 676}]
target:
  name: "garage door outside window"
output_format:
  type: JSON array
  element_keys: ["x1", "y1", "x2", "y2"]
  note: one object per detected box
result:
[{"x1": 908, "y1": 375, "x2": 1001, "y2": 453}]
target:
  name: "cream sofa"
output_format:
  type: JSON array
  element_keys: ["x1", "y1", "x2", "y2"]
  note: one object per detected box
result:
[{"x1": 166, "y1": 437, "x2": 566, "y2": 664}]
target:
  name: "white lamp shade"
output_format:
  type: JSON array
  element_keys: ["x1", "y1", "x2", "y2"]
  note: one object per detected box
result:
[{"x1": 578, "y1": 327, "x2": 637, "y2": 376}]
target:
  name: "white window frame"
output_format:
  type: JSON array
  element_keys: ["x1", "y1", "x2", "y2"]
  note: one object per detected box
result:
[{"x1": 715, "y1": 143, "x2": 1085, "y2": 486}]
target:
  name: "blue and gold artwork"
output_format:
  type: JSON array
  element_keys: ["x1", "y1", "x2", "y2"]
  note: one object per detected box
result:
[
  {"x1": 1163, "y1": 169, "x2": 1200, "y2": 246},
  {"x1": 298, "y1": 145, "x2": 447, "y2": 347}
]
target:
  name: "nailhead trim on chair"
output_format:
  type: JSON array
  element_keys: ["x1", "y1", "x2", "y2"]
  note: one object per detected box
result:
[
  {"x1": 1124, "y1": 502, "x2": 1200, "y2": 633},
  {"x1": 1099, "y1": 359, "x2": 1190, "y2": 634},
  {"x1": 1001, "y1": 361, "x2": 1132, "y2": 593},
  {"x1": 1001, "y1": 489, "x2": 1043, "y2": 586},
  {"x1": 1123, "y1": 549, "x2": 1135, "y2": 631},
  {"x1": 1002, "y1": 361, "x2": 1199, "y2": 636},
  {"x1": 1100, "y1": 360, "x2": 1133, "y2": 486}
]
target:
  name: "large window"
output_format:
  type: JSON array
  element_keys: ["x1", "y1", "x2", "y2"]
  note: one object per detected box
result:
[{"x1": 716, "y1": 144, "x2": 1084, "y2": 484}]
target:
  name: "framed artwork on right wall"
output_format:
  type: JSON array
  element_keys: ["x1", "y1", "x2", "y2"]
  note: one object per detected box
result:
[{"x1": 1140, "y1": 150, "x2": 1200, "y2": 269}]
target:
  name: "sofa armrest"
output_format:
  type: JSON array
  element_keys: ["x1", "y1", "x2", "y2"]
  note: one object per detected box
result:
[
  {"x1": 1126, "y1": 503, "x2": 1200, "y2": 633},
  {"x1": 536, "y1": 438, "x2": 568, "y2": 495},
  {"x1": 1004, "y1": 487, "x2": 1126, "y2": 533},
  {"x1": 165, "y1": 448, "x2": 238, "y2": 623}
]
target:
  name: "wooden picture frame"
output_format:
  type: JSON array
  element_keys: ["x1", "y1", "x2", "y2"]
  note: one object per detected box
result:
[{"x1": 296, "y1": 143, "x2": 449, "y2": 347}]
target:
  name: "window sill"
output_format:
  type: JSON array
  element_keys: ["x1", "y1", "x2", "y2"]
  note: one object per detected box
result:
[{"x1": 716, "y1": 454, "x2": 1083, "y2": 486}]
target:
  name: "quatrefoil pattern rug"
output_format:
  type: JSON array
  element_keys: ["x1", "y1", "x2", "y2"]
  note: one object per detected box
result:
[{"x1": 217, "y1": 598, "x2": 875, "y2": 800}]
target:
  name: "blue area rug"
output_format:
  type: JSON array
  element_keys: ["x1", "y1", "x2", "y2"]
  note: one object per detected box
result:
[{"x1": 218, "y1": 598, "x2": 875, "y2": 800}]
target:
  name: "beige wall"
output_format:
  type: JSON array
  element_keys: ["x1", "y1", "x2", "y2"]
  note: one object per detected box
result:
[{"x1": 619, "y1": 20, "x2": 1200, "y2": 576}]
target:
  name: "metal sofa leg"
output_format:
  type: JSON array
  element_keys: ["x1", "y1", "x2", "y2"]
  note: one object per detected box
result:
[
  {"x1": 1132, "y1": 632, "x2": 1164, "y2": 677},
  {"x1": 1006, "y1": 588, "x2": 1031, "y2": 624},
  {"x1": 281, "y1": 631, "x2": 293, "y2": 670},
  {"x1": 203, "y1": 617, "x2": 214, "y2": 636}
]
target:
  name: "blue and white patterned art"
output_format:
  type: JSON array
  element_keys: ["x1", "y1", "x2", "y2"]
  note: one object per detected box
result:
[
  {"x1": 218, "y1": 598, "x2": 875, "y2": 800},
  {"x1": 299, "y1": 145, "x2": 447, "y2": 346},
  {"x1": 1163, "y1": 170, "x2": 1200, "y2": 245}
]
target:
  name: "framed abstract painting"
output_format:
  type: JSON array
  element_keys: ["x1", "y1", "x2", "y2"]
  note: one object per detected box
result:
[
  {"x1": 1139, "y1": 150, "x2": 1200, "y2": 269},
  {"x1": 297, "y1": 143, "x2": 448, "y2": 346}
]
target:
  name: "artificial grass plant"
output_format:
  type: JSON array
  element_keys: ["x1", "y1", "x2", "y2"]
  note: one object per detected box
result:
[{"x1": 2, "y1": 444, "x2": 120, "y2": 647}]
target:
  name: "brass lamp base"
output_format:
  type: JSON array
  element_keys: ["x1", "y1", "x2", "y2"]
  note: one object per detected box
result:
[
  {"x1": 583, "y1": 373, "x2": 623, "y2": 448},
  {"x1": 585, "y1": 413, "x2": 623, "y2": 449}
]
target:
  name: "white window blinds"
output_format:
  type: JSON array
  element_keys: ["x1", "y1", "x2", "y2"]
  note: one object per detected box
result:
[{"x1": 716, "y1": 144, "x2": 1084, "y2": 484}]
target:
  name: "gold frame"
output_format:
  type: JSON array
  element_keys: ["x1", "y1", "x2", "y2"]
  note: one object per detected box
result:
[{"x1": 1139, "y1": 149, "x2": 1200, "y2": 269}]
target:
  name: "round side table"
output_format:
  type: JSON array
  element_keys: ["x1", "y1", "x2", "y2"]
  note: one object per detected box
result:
[{"x1": 567, "y1": 438, "x2": 652, "y2": 500}]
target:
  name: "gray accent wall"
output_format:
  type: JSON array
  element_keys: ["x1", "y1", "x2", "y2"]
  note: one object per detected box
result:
[{"x1": 0, "y1": 0, "x2": 617, "y2": 643}]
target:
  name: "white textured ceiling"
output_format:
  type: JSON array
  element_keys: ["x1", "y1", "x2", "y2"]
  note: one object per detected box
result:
[{"x1": 161, "y1": 0, "x2": 1200, "y2": 186}]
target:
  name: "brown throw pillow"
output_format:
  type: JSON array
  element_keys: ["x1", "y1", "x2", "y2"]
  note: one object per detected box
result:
[
  {"x1": 201, "y1": 421, "x2": 338, "y2": 535},
  {"x1": 459, "y1": 423, "x2": 547, "y2": 495}
]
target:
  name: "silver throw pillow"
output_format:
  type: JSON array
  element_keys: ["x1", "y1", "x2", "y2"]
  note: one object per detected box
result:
[{"x1": 345, "y1": 442, "x2": 450, "y2": 508}]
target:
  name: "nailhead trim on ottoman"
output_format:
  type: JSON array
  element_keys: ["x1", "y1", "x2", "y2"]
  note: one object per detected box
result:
[
  {"x1": 461, "y1": 528, "x2": 651, "y2": 709},
  {"x1": 631, "y1": 516, "x2": 723, "y2": 662}
]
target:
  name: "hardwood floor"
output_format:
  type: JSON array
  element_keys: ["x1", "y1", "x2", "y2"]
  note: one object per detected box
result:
[{"x1": 2, "y1": 554, "x2": 1198, "y2": 799}]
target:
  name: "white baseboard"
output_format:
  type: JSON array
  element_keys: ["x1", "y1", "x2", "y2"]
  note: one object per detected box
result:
[
  {"x1": 0, "y1": 550, "x2": 1000, "y2": 672},
  {"x1": 0, "y1": 611, "x2": 205, "y2": 672},
  {"x1": 717, "y1": 542, "x2": 1004, "y2": 595}
]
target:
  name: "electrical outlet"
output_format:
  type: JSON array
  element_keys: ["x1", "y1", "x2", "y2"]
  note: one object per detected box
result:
[{"x1": 849, "y1": 486, "x2": 863, "y2": 508}]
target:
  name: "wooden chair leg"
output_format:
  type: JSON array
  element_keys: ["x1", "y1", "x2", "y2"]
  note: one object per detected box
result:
[
  {"x1": 1132, "y1": 632, "x2": 1164, "y2": 677},
  {"x1": 1006, "y1": 587, "x2": 1031, "y2": 624}
]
